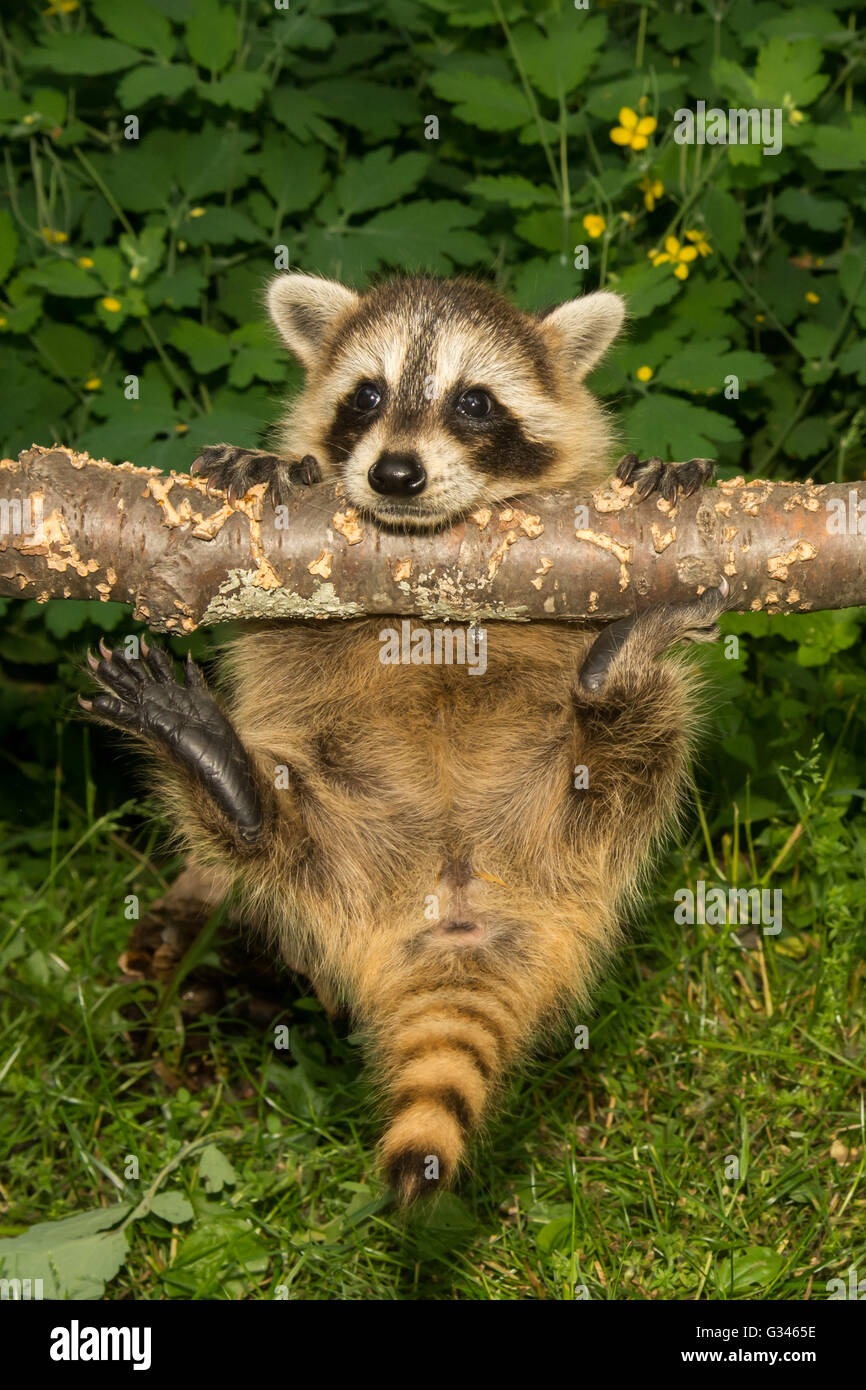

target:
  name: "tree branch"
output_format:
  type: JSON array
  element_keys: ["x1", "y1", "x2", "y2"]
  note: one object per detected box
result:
[{"x1": 1, "y1": 446, "x2": 863, "y2": 630}]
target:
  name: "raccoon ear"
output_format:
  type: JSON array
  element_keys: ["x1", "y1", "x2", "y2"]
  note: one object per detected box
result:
[
  {"x1": 539, "y1": 291, "x2": 625, "y2": 380},
  {"x1": 267, "y1": 274, "x2": 359, "y2": 367}
]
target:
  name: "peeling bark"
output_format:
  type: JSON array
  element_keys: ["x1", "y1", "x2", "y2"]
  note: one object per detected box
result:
[{"x1": 1, "y1": 445, "x2": 863, "y2": 629}]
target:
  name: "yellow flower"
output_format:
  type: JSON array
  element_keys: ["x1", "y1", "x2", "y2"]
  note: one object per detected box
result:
[
  {"x1": 78, "y1": 256, "x2": 94, "y2": 269},
  {"x1": 101, "y1": 297, "x2": 122, "y2": 312},
  {"x1": 640, "y1": 176, "x2": 664, "y2": 211},
  {"x1": 610, "y1": 107, "x2": 657, "y2": 152},
  {"x1": 805, "y1": 291, "x2": 820, "y2": 304},
  {"x1": 130, "y1": 266, "x2": 140, "y2": 280},
  {"x1": 175, "y1": 422, "x2": 189, "y2": 434},
  {"x1": 41, "y1": 227, "x2": 68, "y2": 244},
  {"x1": 755, "y1": 313, "x2": 765, "y2": 323},
  {"x1": 189, "y1": 207, "x2": 206, "y2": 218},
  {"x1": 789, "y1": 109, "x2": 804, "y2": 126},
  {"x1": 650, "y1": 236, "x2": 699, "y2": 280},
  {"x1": 582, "y1": 213, "x2": 606, "y2": 239},
  {"x1": 684, "y1": 228, "x2": 712, "y2": 257},
  {"x1": 84, "y1": 377, "x2": 101, "y2": 390},
  {"x1": 636, "y1": 365, "x2": 653, "y2": 382},
  {"x1": 44, "y1": 0, "x2": 78, "y2": 11},
  {"x1": 0, "y1": 316, "x2": 7, "y2": 329}
]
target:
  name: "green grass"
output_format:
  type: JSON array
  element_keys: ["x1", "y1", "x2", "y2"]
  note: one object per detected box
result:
[{"x1": 1, "y1": 702, "x2": 864, "y2": 1301}]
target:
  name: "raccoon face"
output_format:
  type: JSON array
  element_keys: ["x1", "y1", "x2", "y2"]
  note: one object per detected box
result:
[{"x1": 268, "y1": 273, "x2": 625, "y2": 530}]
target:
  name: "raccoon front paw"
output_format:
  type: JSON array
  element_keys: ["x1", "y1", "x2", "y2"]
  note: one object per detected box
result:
[
  {"x1": 79, "y1": 640, "x2": 263, "y2": 841},
  {"x1": 617, "y1": 453, "x2": 715, "y2": 504},
  {"x1": 190, "y1": 444, "x2": 321, "y2": 507},
  {"x1": 579, "y1": 577, "x2": 731, "y2": 692}
]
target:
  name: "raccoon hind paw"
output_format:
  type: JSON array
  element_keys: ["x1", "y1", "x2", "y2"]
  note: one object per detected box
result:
[{"x1": 80, "y1": 641, "x2": 263, "y2": 841}]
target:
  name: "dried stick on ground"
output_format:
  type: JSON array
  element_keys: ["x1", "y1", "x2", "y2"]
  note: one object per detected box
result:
[{"x1": 1, "y1": 445, "x2": 863, "y2": 628}]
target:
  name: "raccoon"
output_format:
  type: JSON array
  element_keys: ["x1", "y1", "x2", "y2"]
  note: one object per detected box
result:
[{"x1": 82, "y1": 274, "x2": 725, "y2": 1204}]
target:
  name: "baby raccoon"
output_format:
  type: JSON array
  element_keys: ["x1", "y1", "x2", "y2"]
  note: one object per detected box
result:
[{"x1": 83, "y1": 274, "x2": 725, "y2": 1204}]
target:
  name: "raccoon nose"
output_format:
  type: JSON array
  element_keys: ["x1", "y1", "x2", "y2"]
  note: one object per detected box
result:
[{"x1": 368, "y1": 452, "x2": 427, "y2": 497}]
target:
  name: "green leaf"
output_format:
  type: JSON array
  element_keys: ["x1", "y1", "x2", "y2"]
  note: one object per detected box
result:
[
  {"x1": 0, "y1": 209, "x2": 18, "y2": 285},
  {"x1": 0, "y1": 1204, "x2": 131, "y2": 1300},
  {"x1": 197, "y1": 1144, "x2": 238, "y2": 1193},
  {"x1": 150, "y1": 1190, "x2": 195, "y2": 1224},
  {"x1": 722, "y1": 1245, "x2": 785, "y2": 1293},
  {"x1": 656, "y1": 339, "x2": 774, "y2": 393},
  {"x1": 33, "y1": 323, "x2": 98, "y2": 379},
  {"x1": 228, "y1": 323, "x2": 284, "y2": 387},
  {"x1": 29, "y1": 35, "x2": 143, "y2": 75},
  {"x1": 626, "y1": 395, "x2": 740, "y2": 457},
  {"x1": 511, "y1": 13, "x2": 607, "y2": 101},
  {"x1": 254, "y1": 133, "x2": 326, "y2": 214},
  {"x1": 119, "y1": 226, "x2": 166, "y2": 284},
  {"x1": 775, "y1": 187, "x2": 847, "y2": 232},
  {"x1": 785, "y1": 416, "x2": 834, "y2": 458},
  {"x1": 170, "y1": 319, "x2": 233, "y2": 372},
  {"x1": 117, "y1": 63, "x2": 196, "y2": 107},
  {"x1": 700, "y1": 188, "x2": 743, "y2": 260},
  {"x1": 146, "y1": 264, "x2": 207, "y2": 310},
  {"x1": 43, "y1": 600, "x2": 127, "y2": 638},
  {"x1": 185, "y1": 0, "x2": 237, "y2": 73},
  {"x1": 429, "y1": 70, "x2": 531, "y2": 131},
  {"x1": 269, "y1": 87, "x2": 337, "y2": 147},
  {"x1": 92, "y1": 0, "x2": 175, "y2": 59},
  {"x1": 359, "y1": 201, "x2": 486, "y2": 272},
  {"x1": 178, "y1": 206, "x2": 261, "y2": 245},
  {"x1": 609, "y1": 261, "x2": 681, "y2": 319},
  {"x1": 331, "y1": 149, "x2": 428, "y2": 219},
  {"x1": 837, "y1": 341, "x2": 866, "y2": 386},
  {"x1": 808, "y1": 118, "x2": 866, "y2": 171},
  {"x1": 204, "y1": 71, "x2": 269, "y2": 111},
  {"x1": 464, "y1": 175, "x2": 556, "y2": 209},
  {"x1": 753, "y1": 38, "x2": 829, "y2": 107},
  {"x1": 306, "y1": 79, "x2": 419, "y2": 139},
  {"x1": 18, "y1": 260, "x2": 100, "y2": 298}
]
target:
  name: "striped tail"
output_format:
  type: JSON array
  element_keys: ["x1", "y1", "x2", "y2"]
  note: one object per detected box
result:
[{"x1": 377, "y1": 984, "x2": 521, "y2": 1204}]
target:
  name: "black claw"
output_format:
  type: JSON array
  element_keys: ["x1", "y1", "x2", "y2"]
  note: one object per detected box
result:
[
  {"x1": 618, "y1": 454, "x2": 716, "y2": 505},
  {"x1": 82, "y1": 642, "x2": 263, "y2": 840},
  {"x1": 191, "y1": 444, "x2": 322, "y2": 511}
]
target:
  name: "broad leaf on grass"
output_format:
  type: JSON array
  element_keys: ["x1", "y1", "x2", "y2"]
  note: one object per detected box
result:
[
  {"x1": 0, "y1": 1204, "x2": 131, "y2": 1300},
  {"x1": 149, "y1": 1190, "x2": 195, "y2": 1224},
  {"x1": 197, "y1": 1144, "x2": 238, "y2": 1193}
]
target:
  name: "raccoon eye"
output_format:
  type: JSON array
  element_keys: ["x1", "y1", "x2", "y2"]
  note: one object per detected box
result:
[
  {"x1": 353, "y1": 382, "x2": 382, "y2": 413},
  {"x1": 456, "y1": 388, "x2": 492, "y2": 420}
]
